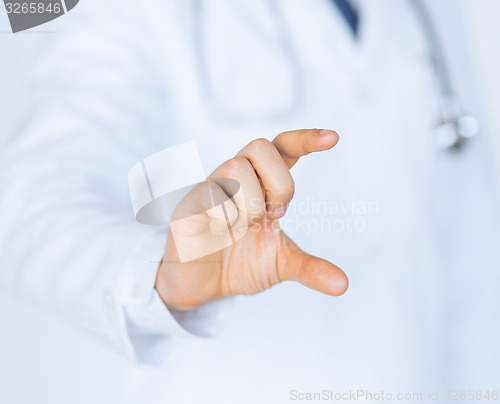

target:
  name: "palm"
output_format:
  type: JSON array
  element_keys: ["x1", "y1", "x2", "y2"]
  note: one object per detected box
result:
[
  {"x1": 160, "y1": 217, "x2": 290, "y2": 309},
  {"x1": 221, "y1": 218, "x2": 288, "y2": 296}
]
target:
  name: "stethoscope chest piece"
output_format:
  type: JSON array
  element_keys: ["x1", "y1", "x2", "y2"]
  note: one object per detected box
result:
[
  {"x1": 410, "y1": 0, "x2": 481, "y2": 152},
  {"x1": 435, "y1": 113, "x2": 480, "y2": 151}
]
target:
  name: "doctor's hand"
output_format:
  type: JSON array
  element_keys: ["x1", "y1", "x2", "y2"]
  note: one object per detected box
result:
[{"x1": 155, "y1": 129, "x2": 348, "y2": 311}]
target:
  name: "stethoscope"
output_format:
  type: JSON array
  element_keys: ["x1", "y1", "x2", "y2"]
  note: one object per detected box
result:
[
  {"x1": 192, "y1": 0, "x2": 480, "y2": 151},
  {"x1": 409, "y1": 0, "x2": 480, "y2": 150}
]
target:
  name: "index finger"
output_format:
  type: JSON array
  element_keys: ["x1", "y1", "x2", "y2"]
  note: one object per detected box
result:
[{"x1": 272, "y1": 129, "x2": 339, "y2": 169}]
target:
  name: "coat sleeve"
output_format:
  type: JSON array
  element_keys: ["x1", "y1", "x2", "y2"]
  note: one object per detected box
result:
[{"x1": 0, "y1": 0, "x2": 234, "y2": 364}]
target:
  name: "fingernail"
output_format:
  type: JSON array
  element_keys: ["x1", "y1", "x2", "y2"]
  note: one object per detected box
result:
[
  {"x1": 319, "y1": 129, "x2": 336, "y2": 136},
  {"x1": 272, "y1": 206, "x2": 288, "y2": 219},
  {"x1": 236, "y1": 226, "x2": 250, "y2": 233}
]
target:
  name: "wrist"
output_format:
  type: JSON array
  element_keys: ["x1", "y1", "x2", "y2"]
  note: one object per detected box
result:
[{"x1": 155, "y1": 261, "x2": 213, "y2": 312}]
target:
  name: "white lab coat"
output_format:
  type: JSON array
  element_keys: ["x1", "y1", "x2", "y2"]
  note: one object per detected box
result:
[{"x1": 1, "y1": 0, "x2": 499, "y2": 403}]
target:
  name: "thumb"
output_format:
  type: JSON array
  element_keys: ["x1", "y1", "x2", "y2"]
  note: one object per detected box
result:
[{"x1": 280, "y1": 233, "x2": 349, "y2": 296}]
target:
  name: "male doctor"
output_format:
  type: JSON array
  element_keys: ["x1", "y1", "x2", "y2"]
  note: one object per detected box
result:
[{"x1": 1, "y1": 0, "x2": 499, "y2": 403}]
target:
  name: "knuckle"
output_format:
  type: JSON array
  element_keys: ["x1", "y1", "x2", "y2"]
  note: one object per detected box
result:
[
  {"x1": 222, "y1": 156, "x2": 250, "y2": 174},
  {"x1": 247, "y1": 138, "x2": 272, "y2": 153}
]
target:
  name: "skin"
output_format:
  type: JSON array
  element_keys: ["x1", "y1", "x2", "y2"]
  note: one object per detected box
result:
[{"x1": 155, "y1": 129, "x2": 349, "y2": 312}]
